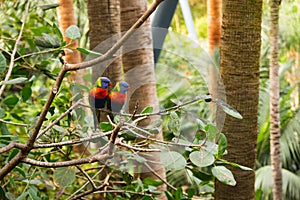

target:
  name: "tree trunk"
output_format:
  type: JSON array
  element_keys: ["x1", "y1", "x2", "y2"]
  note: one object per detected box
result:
[
  {"x1": 57, "y1": 0, "x2": 83, "y2": 83},
  {"x1": 87, "y1": 0, "x2": 122, "y2": 85},
  {"x1": 269, "y1": 0, "x2": 283, "y2": 199},
  {"x1": 207, "y1": 0, "x2": 222, "y2": 121},
  {"x1": 120, "y1": 0, "x2": 167, "y2": 198},
  {"x1": 207, "y1": 0, "x2": 222, "y2": 54},
  {"x1": 215, "y1": 0, "x2": 262, "y2": 199}
]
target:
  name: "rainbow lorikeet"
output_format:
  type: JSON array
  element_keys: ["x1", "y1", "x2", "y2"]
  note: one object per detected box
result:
[
  {"x1": 107, "y1": 81, "x2": 130, "y2": 120},
  {"x1": 89, "y1": 77, "x2": 112, "y2": 127}
]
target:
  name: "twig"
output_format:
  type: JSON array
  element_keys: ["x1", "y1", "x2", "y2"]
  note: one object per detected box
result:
[
  {"x1": 36, "y1": 100, "x2": 82, "y2": 139},
  {"x1": 14, "y1": 46, "x2": 64, "y2": 62},
  {"x1": 68, "y1": 166, "x2": 106, "y2": 199},
  {"x1": 33, "y1": 131, "x2": 112, "y2": 148},
  {"x1": 143, "y1": 161, "x2": 176, "y2": 191},
  {"x1": 123, "y1": 125, "x2": 206, "y2": 148},
  {"x1": 0, "y1": 119, "x2": 28, "y2": 127},
  {"x1": 116, "y1": 138, "x2": 161, "y2": 152},
  {"x1": 0, "y1": 2, "x2": 30, "y2": 97}
]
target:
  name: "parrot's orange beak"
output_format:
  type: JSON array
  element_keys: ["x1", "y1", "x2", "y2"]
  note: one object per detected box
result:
[
  {"x1": 109, "y1": 82, "x2": 112, "y2": 86},
  {"x1": 127, "y1": 87, "x2": 131, "y2": 91}
]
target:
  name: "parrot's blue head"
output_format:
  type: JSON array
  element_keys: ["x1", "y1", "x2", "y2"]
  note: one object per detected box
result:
[
  {"x1": 119, "y1": 81, "x2": 130, "y2": 94},
  {"x1": 96, "y1": 77, "x2": 112, "y2": 89}
]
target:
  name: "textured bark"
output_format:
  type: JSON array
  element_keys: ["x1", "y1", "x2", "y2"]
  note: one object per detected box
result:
[
  {"x1": 215, "y1": 0, "x2": 262, "y2": 199},
  {"x1": 207, "y1": 0, "x2": 222, "y2": 54},
  {"x1": 207, "y1": 0, "x2": 222, "y2": 120},
  {"x1": 269, "y1": 0, "x2": 283, "y2": 199},
  {"x1": 120, "y1": 0, "x2": 167, "y2": 198},
  {"x1": 57, "y1": 0, "x2": 83, "y2": 83},
  {"x1": 87, "y1": 0, "x2": 122, "y2": 85}
]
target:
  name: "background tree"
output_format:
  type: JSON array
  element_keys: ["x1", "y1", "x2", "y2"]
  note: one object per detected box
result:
[
  {"x1": 215, "y1": 0, "x2": 263, "y2": 199},
  {"x1": 120, "y1": 0, "x2": 167, "y2": 197},
  {"x1": 269, "y1": 0, "x2": 283, "y2": 199}
]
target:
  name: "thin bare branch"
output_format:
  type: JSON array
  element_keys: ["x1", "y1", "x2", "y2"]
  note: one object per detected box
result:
[
  {"x1": 36, "y1": 100, "x2": 82, "y2": 139},
  {"x1": 0, "y1": 119, "x2": 28, "y2": 127},
  {"x1": 33, "y1": 131, "x2": 112, "y2": 148},
  {"x1": 116, "y1": 138, "x2": 161, "y2": 152},
  {"x1": 0, "y1": 2, "x2": 30, "y2": 97}
]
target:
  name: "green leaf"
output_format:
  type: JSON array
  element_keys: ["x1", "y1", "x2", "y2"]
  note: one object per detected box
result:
[
  {"x1": 168, "y1": 112, "x2": 180, "y2": 136},
  {"x1": 3, "y1": 95, "x2": 19, "y2": 106},
  {"x1": 39, "y1": 3, "x2": 60, "y2": 11},
  {"x1": 54, "y1": 167, "x2": 75, "y2": 187},
  {"x1": 0, "y1": 186, "x2": 9, "y2": 200},
  {"x1": 140, "y1": 106, "x2": 153, "y2": 114},
  {"x1": 143, "y1": 177, "x2": 163, "y2": 187},
  {"x1": 16, "y1": 192, "x2": 28, "y2": 200},
  {"x1": 130, "y1": 154, "x2": 147, "y2": 163},
  {"x1": 0, "y1": 52, "x2": 6, "y2": 73},
  {"x1": 196, "y1": 118, "x2": 206, "y2": 131},
  {"x1": 0, "y1": 108, "x2": 5, "y2": 118},
  {"x1": 65, "y1": 25, "x2": 81, "y2": 40},
  {"x1": 76, "y1": 47, "x2": 103, "y2": 56},
  {"x1": 1, "y1": 77, "x2": 28, "y2": 85},
  {"x1": 189, "y1": 150, "x2": 215, "y2": 167},
  {"x1": 160, "y1": 151, "x2": 186, "y2": 170},
  {"x1": 204, "y1": 124, "x2": 218, "y2": 141},
  {"x1": 21, "y1": 87, "x2": 32, "y2": 101},
  {"x1": 214, "y1": 99, "x2": 243, "y2": 119},
  {"x1": 53, "y1": 23, "x2": 63, "y2": 42},
  {"x1": 52, "y1": 125, "x2": 67, "y2": 134},
  {"x1": 217, "y1": 133, "x2": 227, "y2": 158},
  {"x1": 100, "y1": 122, "x2": 113, "y2": 132},
  {"x1": 212, "y1": 166, "x2": 236, "y2": 186}
]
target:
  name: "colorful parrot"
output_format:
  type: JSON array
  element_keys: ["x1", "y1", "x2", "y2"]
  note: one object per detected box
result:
[
  {"x1": 89, "y1": 77, "x2": 112, "y2": 127},
  {"x1": 107, "y1": 81, "x2": 130, "y2": 120}
]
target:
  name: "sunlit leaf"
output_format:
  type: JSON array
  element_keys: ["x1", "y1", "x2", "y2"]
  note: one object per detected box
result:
[
  {"x1": 0, "y1": 52, "x2": 6, "y2": 73},
  {"x1": 54, "y1": 167, "x2": 75, "y2": 187},
  {"x1": 140, "y1": 106, "x2": 153, "y2": 114},
  {"x1": 100, "y1": 122, "x2": 113, "y2": 132},
  {"x1": 143, "y1": 177, "x2": 163, "y2": 186},
  {"x1": 212, "y1": 166, "x2": 236, "y2": 186},
  {"x1": 160, "y1": 151, "x2": 186, "y2": 170},
  {"x1": 77, "y1": 47, "x2": 102, "y2": 56},
  {"x1": 189, "y1": 150, "x2": 215, "y2": 167},
  {"x1": 214, "y1": 99, "x2": 243, "y2": 119},
  {"x1": 65, "y1": 25, "x2": 81, "y2": 40}
]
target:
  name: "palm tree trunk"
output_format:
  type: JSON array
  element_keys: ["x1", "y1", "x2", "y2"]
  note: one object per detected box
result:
[
  {"x1": 207, "y1": 0, "x2": 222, "y2": 122},
  {"x1": 57, "y1": 0, "x2": 83, "y2": 82},
  {"x1": 214, "y1": 0, "x2": 262, "y2": 199},
  {"x1": 87, "y1": 0, "x2": 122, "y2": 85},
  {"x1": 120, "y1": 0, "x2": 167, "y2": 198},
  {"x1": 207, "y1": 0, "x2": 221, "y2": 54},
  {"x1": 269, "y1": 0, "x2": 283, "y2": 199}
]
